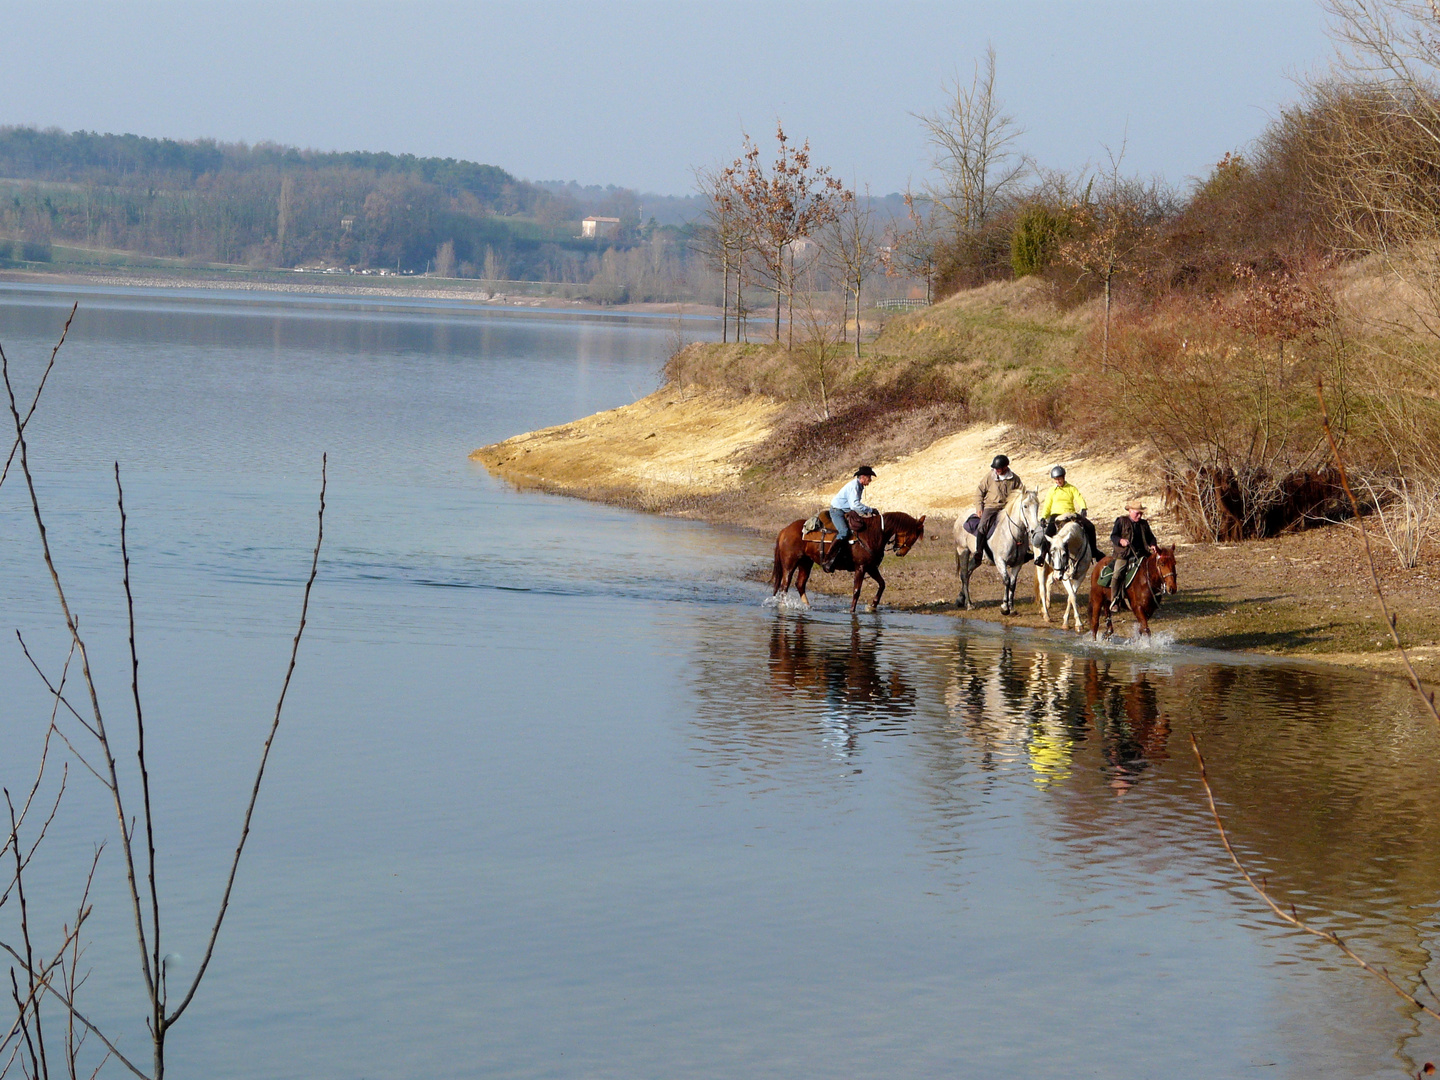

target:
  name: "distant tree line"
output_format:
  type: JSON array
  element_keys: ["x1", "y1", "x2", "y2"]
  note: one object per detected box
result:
[{"x1": 0, "y1": 126, "x2": 695, "y2": 288}]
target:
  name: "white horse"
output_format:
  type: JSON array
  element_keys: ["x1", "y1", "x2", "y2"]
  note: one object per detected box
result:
[
  {"x1": 1033, "y1": 514, "x2": 1093, "y2": 631},
  {"x1": 954, "y1": 488, "x2": 1041, "y2": 615}
]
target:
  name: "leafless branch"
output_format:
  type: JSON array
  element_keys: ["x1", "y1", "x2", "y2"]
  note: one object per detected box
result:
[
  {"x1": 1191, "y1": 734, "x2": 1440, "y2": 1020},
  {"x1": 0, "y1": 302, "x2": 76, "y2": 493},
  {"x1": 2, "y1": 343, "x2": 158, "y2": 1004},
  {"x1": 165, "y1": 453, "x2": 327, "y2": 1027},
  {"x1": 1319, "y1": 377, "x2": 1440, "y2": 722},
  {"x1": 0, "y1": 943, "x2": 147, "y2": 1080}
]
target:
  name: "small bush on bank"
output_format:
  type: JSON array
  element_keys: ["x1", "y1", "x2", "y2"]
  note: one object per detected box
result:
[{"x1": 1011, "y1": 203, "x2": 1077, "y2": 278}]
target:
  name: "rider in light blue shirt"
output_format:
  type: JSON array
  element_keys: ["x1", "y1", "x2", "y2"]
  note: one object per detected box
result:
[{"x1": 823, "y1": 466, "x2": 877, "y2": 570}]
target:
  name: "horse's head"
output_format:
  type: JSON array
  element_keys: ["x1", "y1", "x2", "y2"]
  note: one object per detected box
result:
[
  {"x1": 1018, "y1": 490, "x2": 1042, "y2": 532},
  {"x1": 1154, "y1": 545, "x2": 1178, "y2": 595},
  {"x1": 887, "y1": 512, "x2": 926, "y2": 555}
]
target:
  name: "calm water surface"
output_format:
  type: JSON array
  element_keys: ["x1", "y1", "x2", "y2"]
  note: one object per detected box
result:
[{"x1": 1, "y1": 284, "x2": 1438, "y2": 1079}]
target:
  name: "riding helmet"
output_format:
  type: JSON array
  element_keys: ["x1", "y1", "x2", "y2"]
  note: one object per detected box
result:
[
  {"x1": 990, "y1": 455, "x2": 1009, "y2": 470},
  {"x1": 1050, "y1": 465, "x2": 1066, "y2": 479},
  {"x1": 855, "y1": 465, "x2": 876, "y2": 477}
]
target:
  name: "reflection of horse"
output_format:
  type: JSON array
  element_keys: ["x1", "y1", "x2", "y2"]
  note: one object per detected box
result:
[
  {"x1": 771, "y1": 511, "x2": 927, "y2": 613},
  {"x1": 767, "y1": 617, "x2": 916, "y2": 754},
  {"x1": 1087, "y1": 547, "x2": 1178, "y2": 639},
  {"x1": 1034, "y1": 516, "x2": 1093, "y2": 631},
  {"x1": 1082, "y1": 659, "x2": 1170, "y2": 791},
  {"x1": 954, "y1": 489, "x2": 1040, "y2": 615}
]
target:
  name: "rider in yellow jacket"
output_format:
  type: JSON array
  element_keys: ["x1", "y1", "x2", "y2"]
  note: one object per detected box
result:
[{"x1": 1038, "y1": 465, "x2": 1103, "y2": 570}]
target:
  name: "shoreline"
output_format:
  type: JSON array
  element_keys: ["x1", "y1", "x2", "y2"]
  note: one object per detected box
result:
[
  {"x1": 0, "y1": 266, "x2": 722, "y2": 320},
  {"x1": 475, "y1": 384, "x2": 1440, "y2": 690}
]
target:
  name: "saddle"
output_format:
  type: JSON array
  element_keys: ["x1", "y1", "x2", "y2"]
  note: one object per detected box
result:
[
  {"x1": 803, "y1": 510, "x2": 870, "y2": 556},
  {"x1": 1099, "y1": 559, "x2": 1143, "y2": 591},
  {"x1": 803, "y1": 509, "x2": 840, "y2": 552}
]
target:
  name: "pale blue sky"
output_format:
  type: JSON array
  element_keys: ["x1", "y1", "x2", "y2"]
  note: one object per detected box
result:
[{"x1": 2, "y1": 1, "x2": 1333, "y2": 195}]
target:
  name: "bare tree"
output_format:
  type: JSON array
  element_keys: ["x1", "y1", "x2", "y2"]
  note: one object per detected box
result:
[
  {"x1": 691, "y1": 164, "x2": 748, "y2": 343},
  {"x1": 795, "y1": 269, "x2": 846, "y2": 419},
  {"x1": 1059, "y1": 150, "x2": 1167, "y2": 368},
  {"x1": 434, "y1": 240, "x2": 456, "y2": 278},
  {"x1": 822, "y1": 185, "x2": 881, "y2": 357},
  {"x1": 880, "y1": 189, "x2": 940, "y2": 305},
  {"x1": 915, "y1": 46, "x2": 1029, "y2": 237},
  {"x1": 0, "y1": 314, "x2": 327, "y2": 1080},
  {"x1": 731, "y1": 123, "x2": 850, "y2": 348}
]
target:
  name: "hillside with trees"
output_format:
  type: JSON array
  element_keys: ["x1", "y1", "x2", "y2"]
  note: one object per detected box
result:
[
  {"x1": 0, "y1": 126, "x2": 696, "y2": 291},
  {"x1": 682, "y1": 0, "x2": 1440, "y2": 561}
]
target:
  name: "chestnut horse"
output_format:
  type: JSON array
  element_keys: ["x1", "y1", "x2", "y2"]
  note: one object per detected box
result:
[
  {"x1": 1087, "y1": 546, "x2": 1178, "y2": 639},
  {"x1": 771, "y1": 511, "x2": 927, "y2": 613}
]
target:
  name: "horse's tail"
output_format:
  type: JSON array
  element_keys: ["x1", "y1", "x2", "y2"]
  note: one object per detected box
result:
[{"x1": 771, "y1": 537, "x2": 784, "y2": 591}]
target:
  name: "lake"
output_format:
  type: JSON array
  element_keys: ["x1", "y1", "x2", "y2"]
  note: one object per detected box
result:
[{"x1": 1, "y1": 283, "x2": 1437, "y2": 1079}]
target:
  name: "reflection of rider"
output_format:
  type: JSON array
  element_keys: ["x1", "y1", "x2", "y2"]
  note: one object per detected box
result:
[
  {"x1": 1037, "y1": 465, "x2": 1104, "y2": 571},
  {"x1": 1108, "y1": 500, "x2": 1159, "y2": 612},
  {"x1": 822, "y1": 466, "x2": 877, "y2": 572},
  {"x1": 976, "y1": 454, "x2": 1023, "y2": 562}
]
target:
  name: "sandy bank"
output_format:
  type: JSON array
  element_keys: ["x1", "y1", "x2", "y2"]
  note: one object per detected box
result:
[{"x1": 472, "y1": 388, "x2": 783, "y2": 505}]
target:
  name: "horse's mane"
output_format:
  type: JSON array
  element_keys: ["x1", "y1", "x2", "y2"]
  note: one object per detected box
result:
[
  {"x1": 883, "y1": 510, "x2": 921, "y2": 528},
  {"x1": 1003, "y1": 487, "x2": 1033, "y2": 513}
]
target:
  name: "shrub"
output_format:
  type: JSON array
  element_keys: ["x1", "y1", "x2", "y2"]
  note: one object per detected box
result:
[
  {"x1": 1072, "y1": 292, "x2": 1352, "y2": 540},
  {"x1": 1010, "y1": 203, "x2": 1074, "y2": 277}
]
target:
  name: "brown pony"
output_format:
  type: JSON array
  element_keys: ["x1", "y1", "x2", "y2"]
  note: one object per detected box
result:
[
  {"x1": 771, "y1": 511, "x2": 927, "y2": 613},
  {"x1": 1088, "y1": 546, "x2": 1178, "y2": 639}
]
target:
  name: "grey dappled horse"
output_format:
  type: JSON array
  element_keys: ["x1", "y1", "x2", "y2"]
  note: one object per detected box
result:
[
  {"x1": 1033, "y1": 515, "x2": 1093, "y2": 631},
  {"x1": 954, "y1": 488, "x2": 1041, "y2": 615}
]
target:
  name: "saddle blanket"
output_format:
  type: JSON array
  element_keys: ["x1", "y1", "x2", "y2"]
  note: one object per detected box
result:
[
  {"x1": 962, "y1": 513, "x2": 980, "y2": 537},
  {"x1": 1099, "y1": 559, "x2": 1142, "y2": 590}
]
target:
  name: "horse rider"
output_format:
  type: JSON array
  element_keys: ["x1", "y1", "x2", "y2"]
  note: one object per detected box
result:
[
  {"x1": 975, "y1": 454, "x2": 1023, "y2": 563},
  {"x1": 822, "y1": 466, "x2": 878, "y2": 571},
  {"x1": 1038, "y1": 465, "x2": 1104, "y2": 573},
  {"x1": 1108, "y1": 499, "x2": 1160, "y2": 611}
]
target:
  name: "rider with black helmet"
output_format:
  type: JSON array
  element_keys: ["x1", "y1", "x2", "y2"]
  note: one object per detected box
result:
[{"x1": 974, "y1": 454, "x2": 1023, "y2": 562}]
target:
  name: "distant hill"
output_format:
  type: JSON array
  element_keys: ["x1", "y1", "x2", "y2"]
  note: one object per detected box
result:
[{"x1": 0, "y1": 126, "x2": 677, "y2": 280}]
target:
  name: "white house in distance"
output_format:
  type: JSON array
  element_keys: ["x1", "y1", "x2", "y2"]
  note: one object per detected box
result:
[{"x1": 581, "y1": 216, "x2": 621, "y2": 239}]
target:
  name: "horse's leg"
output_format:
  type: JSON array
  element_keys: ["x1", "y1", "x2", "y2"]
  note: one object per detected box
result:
[
  {"x1": 867, "y1": 565, "x2": 885, "y2": 612},
  {"x1": 795, "y1": 559, "x2": 812, "y2": 607},
  {"x1": 1133, "y1": 591, "x2": 1151, "y2": 636},
  {"x1": 958, "y1": 550, "x2": 974, "y2": 609},
  {"x1": 850, "y1": 565, "x2": 864, "y2": 613},
  {"x1": 1036, "y1": 565, "x2": 1052, "y2": 622}
]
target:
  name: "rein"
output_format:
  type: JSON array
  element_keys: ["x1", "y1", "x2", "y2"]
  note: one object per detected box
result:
[{"x1": 881, "y1": 512, "x2": 901, "y2": 554}]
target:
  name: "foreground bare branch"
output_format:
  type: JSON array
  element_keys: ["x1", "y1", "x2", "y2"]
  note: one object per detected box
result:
[
  {"x1": 0, "y1": 302, "x2": 76, "y2": 493},
  {"x1": 1191, "y1": 734, "x2": 1440, "y2": 1021},
  {"x1": 164, "y1": 452, "x2": 327, "y2": 1029},
  {"x1": 1318, "y1": 377, "x2": 1440, "y2": 723}
]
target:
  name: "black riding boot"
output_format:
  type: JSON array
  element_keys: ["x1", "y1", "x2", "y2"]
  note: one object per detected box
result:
[
  {"x1": 1110, "y1": 558, "x2": 1128, "y2": 611},
  {"x1": 822, "y1": 534, "x2": 845, "y2": 572}
]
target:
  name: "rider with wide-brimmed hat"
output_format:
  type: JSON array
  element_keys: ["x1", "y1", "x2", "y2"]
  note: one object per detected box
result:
[
  {"x1": 822, "y1": 466, "x2": 878, "y2": 571},
  {"x1": 975, "y1": 454, "x2": 1023, "y2": 563},
  {"x1": 1108, "y1": 499, "x2": 1160, "y2": 611},
  {"x1": 1038, "y1": 465, "x2": 1104, "y2": 572}
]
